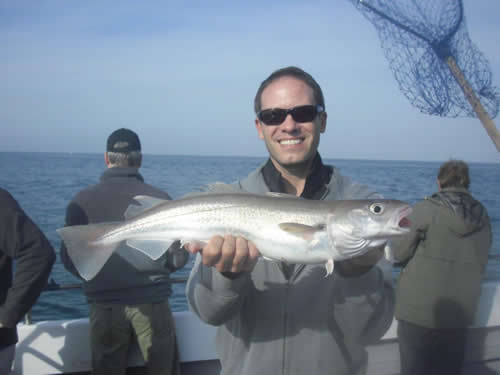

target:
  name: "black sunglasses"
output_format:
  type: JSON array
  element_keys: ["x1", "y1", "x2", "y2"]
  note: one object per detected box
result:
[{"x1": 257, "y1": 105, "x2": 324, "y2": 126}]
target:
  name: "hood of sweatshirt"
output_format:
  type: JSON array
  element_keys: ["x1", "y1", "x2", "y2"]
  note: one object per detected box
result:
[{"x1": 427, "y1": 187, "x2": 487, "y2": 236}]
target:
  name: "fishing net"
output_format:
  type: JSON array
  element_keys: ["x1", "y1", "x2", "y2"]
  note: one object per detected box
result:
[{"x1": 350, "y1": 0, "x2": 500, "y2": 150}]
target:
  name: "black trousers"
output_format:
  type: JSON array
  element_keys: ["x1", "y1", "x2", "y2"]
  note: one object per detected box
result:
[{"x1": 397, "y1": 320, "x2": 466, "y2": 375}]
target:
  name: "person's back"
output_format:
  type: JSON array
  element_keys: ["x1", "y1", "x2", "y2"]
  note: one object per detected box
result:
[
  {"x1": 0, "y1": 188, "x2": 55, "y2": 374},
  {"x1": 60, "y1": 128, "x2": 186, "y2": 375},
  {"x1": 63, "y1": 166, "x2": 175, "y2": 303},
  {"x1": 393, "y1": 159, "x2": 492, "y2": 375},
  {"x1": 395, "y1": 188, "x2": 491, "y2": 328}
]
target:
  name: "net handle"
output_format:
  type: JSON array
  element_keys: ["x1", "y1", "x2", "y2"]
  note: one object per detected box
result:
[{"x1": 446, "y1": 56, "x2": 500, "y2": 152}]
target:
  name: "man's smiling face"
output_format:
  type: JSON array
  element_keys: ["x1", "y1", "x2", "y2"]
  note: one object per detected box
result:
[{"x1": 255, "y1": 76, "x2": 326, "y2": 174}]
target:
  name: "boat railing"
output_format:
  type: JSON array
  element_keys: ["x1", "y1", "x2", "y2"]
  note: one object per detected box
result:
[{"x1": 24, "y1": 276, "x2": 189, "y2": 325}]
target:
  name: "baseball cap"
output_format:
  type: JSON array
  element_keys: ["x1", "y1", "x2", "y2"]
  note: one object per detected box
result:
[{"x1": 106, "y1": 128, "x2": 141, "y2": 153}]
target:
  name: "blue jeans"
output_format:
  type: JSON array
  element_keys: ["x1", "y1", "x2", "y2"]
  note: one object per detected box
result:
[
  {"x1": 397, "y1": 320, "x2": 466, "y2": 375},
  {"x1": 89, "y1": 300, "x2": 179, "y2": 375}
]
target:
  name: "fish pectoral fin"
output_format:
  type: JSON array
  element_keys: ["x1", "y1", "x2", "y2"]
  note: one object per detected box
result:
[
  {"x1": 124, "y1": 196, "x2": 170, "y2": 219},
  {"x1": 126, "y1": 239, "x2": 175, "y2": 260},
  {"x1": 278, "y1": 222, "x2": 325, "y2": 241}
]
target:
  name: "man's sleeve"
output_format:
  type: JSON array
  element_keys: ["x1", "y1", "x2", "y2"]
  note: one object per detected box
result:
[
  {"x1": 333, "y1": 260, "x2": 395, "y2": 346},
  {"x1": 186, "y1": 254, "x2": 251, "y2": 326},
  {"x1": 0, "y1": 196, "x2": 56, "y2": 327}
]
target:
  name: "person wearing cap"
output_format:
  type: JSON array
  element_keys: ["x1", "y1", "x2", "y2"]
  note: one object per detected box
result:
[
  {"x1": 186, "y1": 66, "x2": 395, "y2": 375},
  {"x1": 60, "y1": 128, "x2": 187, "y2": 375}
]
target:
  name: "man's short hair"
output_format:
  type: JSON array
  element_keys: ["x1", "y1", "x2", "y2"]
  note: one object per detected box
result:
[
  {"x1": 106, "y1": 128, "x2": 142, "y2": 167},
  {"x1": 254, "y1": 66, "x2": 325, "y2": 114},
  {"x1": 438, "y1": 160, "x2": 470, "y2": 189},
  {"x1": 107, "y1": 151, "x2": 142, "y2": 167}
]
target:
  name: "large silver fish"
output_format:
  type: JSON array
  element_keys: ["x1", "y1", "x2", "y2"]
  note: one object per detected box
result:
[{"x1": 57, "y1": 192, "x2": 412, "y2": 281}]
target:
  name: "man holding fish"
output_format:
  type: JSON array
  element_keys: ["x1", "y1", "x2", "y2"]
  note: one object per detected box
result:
[
  {"x1": 185, "y1": 66, "x2": 408, "y2": 375},
  {"x1": 58, "y1": 67, "x2": 411, "y2": 375}
]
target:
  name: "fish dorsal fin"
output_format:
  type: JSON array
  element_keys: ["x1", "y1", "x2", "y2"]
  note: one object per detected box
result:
[
  {"x1": 124, "y1": 195, "x2": 169, "y2": 219},
  {"x1": 278, "y1": 223, "x2": 325, "y2": 241}
]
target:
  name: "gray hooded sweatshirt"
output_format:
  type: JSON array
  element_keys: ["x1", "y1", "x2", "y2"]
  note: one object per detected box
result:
[
  {"x1": 393, "y1": 187, "x2": 492, "y2": 329},
  {"x1": 186, "y1": 164, "x2": 395, "y2": 375}
]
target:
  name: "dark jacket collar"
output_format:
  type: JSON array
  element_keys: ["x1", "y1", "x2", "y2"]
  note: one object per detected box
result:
[
  {"x1": 261, "y1": 153, "x2": 332, "y2": 199},
  {"x1": 100, "y1": 167, "x2": 144, "y2": 182}
]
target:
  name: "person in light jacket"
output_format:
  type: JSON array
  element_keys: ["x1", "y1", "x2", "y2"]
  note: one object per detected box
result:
[{"x1": 186, "y1": 66, "x2": 395, "y2": 375}]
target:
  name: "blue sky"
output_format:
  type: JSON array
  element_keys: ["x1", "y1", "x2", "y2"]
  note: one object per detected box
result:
[{"x1": 2, "y1": 0, "x2": 499, "y2": 163}]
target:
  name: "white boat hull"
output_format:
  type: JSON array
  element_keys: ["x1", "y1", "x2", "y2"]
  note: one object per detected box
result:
[{"x1": 12, "y1": 282, "x2": 500, "y2": 375}]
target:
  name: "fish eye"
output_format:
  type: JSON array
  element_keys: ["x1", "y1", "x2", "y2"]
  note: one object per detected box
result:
[{"x1": 369, "y1": 203, "x2": 384, "y2": 215}]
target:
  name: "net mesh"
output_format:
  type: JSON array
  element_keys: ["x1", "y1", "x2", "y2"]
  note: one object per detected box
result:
[{"x1": 350, "y1": 0, "x2": 499, "y2": 119}]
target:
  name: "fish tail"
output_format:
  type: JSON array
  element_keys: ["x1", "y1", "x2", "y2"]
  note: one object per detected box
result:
[{"x1": 57, "y1": 223, "x2": 122, "y2": 281}]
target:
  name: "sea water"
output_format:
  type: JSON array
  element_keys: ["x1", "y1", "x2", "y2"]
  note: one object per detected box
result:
[{"x1": 1, "y1": 152, "x2": 498, "y2": 322}]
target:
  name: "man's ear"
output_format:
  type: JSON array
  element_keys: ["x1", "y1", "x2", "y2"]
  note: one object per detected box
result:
[
  {"x1": 104, "y1": 152, "x2": 111, "y2": 167},
  {"x1": 255, "y1": 118, "x2": 265, "y2": 140},
  {"x1": 319, "y1": 111, "x2": 327, "y2": 133}
]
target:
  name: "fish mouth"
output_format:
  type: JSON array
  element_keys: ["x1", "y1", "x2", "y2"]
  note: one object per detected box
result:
[
  {"x1": 397, "y1": 206, "x2": 412, "y2": 229},
  {"x1": 399, "y1": 217, "x2": 411, "y2": 228}
]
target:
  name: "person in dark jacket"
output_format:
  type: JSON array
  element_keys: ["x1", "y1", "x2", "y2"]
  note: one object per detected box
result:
[
  {"x1": 392, "y1": 159, "x2": 492, "y2": 375},
  {"x1": 0, "y1": 188, "x2": 56, "y2": 374},
  {"x1": 60, "y1": 128, "x2": 188, "y2": 375}
]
